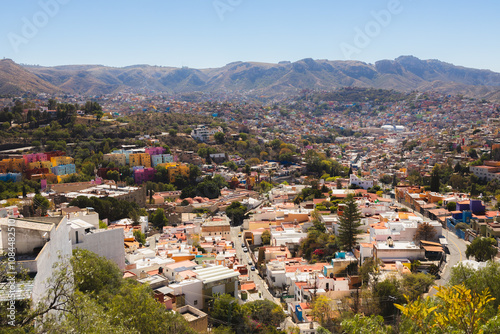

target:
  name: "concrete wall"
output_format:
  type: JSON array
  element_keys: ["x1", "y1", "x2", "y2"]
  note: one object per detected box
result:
[
  {"x1": 72, "y1": 227, "x2": 125, "y2": 270},
  {"x1": 32, "y1": 217, "x2": 72, "y2": 305}
]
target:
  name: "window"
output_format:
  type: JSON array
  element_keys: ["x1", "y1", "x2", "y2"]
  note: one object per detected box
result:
[{"x1": 194, "y1": 300, "x2": 198, "y2": 306}]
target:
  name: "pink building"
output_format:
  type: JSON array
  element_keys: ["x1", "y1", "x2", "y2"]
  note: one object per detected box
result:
[
  {"x1": 134, "y1": 167, "x2": 155, "y2": 184},
  {"x1": 23, "y1": 153, "x2": 48, "y2": 165},
  {"x1": 145, "y1": 147, "x2": 166, "y2": 156}
]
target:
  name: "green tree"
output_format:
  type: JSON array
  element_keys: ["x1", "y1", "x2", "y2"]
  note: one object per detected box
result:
[
  {"x1": 133, "y1": 230, "x2": 146, "y2": 245},
  {"x1": 261, "y1": 230, "x2": 271, "y2": 245},
  {"x1": 340, "y1": 314, "x2": 392, "y2": 334},
  {"x1": 71, "y1": 249, "x2": 122, "y2": 297},
  {"x1": 33, "y1": 193, "x2": 50, "y2": 215},
  {"x1": 430, "y1": 165, "x2": 441, "y2": 192},
  {"x1": 243, "y1": 299, "x2": 286, "y2": 333},
  {"x1": 446, "y1": 201, "x2": 457, "y2": 211},
  {"x1": 466, "y1": 237, "x2": 497, "y2": 262},
  {"x1": 450, "y1": 261, "x2": 500, "y2": 311},
  {"x1": 210, "y1": 294, "x2": 247, "y2": 331},
  {"x1": 151, "y1": 208, "x2": 168, "y2": 228},
  {"x1": 214, "y1": 131, "x2": 225, "y2": 144},
  {"x1": 225, "y1": 201, "x2": 248, "y2": 226},
  {"x1": 337, "y1": 193, "x2": 362, "y2": 251}
]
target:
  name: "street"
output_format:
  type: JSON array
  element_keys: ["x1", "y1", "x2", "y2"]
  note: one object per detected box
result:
[
  {"x1": 428, "y1": 228, "x2": 468, "y2": 295},
  {"x1": 230, "y1": 226, "x2": 280, "y2": 304}
]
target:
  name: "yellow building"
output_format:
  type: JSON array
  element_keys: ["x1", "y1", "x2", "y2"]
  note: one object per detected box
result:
[
  {"x1": 158, "y1": 163, "x2": 190, "y2": 183},
  {"x1": 57, "y1": 174, "x2": 75, "y2": 183},
  {"x1": 129, "y1": 153, "x2": 151, "y2": 167},
  {"x1": 103, "y1": 153, "x2": 126, "y2": 166},
  {"x1": 0, "y1": 158, "x2": 25, "y2": 173},
  {"x1": 51, "y1": 156, "x2": 74, "y2": 167},
  {"x1": 28, "y1": 161, "x2": 52, "y2": 170}
]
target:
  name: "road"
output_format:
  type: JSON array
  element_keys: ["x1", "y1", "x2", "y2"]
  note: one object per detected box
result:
[
  {"x1": 428, "y1": 229, "x2": 468, "y2": 295},
  {"x1": 230, "y1": 226, "x2": 280, "y2": 303},
  {"x1": 396, "y1": 203, "x2": 469, "y2": 296}
]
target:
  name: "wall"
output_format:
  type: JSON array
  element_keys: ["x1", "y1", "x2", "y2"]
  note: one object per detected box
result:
[
  {"x1": 31, "y1": 217, "x2": 72, "y2": 305},
  {"x1": 72, "y1": 228, "x2": 125, "y2": 270}
]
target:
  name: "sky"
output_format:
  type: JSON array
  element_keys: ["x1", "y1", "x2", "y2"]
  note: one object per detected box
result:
[{"x1": 1, "y1": 0, "x2": 499, "y2": 72}]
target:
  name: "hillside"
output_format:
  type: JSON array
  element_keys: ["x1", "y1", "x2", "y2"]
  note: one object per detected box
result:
[
  {"x1": 0, "y1": 59, "x2": 60, "y2": 95},
  {"x1": 2, "y1": 56, "x2": 500, "y2": 101}
]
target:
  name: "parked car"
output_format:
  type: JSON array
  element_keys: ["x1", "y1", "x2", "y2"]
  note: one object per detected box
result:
[{"x1": 250, "y1": 266, "x2": 256, "y2": 271}]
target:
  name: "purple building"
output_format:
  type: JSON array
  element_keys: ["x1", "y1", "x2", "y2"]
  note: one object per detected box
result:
[
  {"x1": 134, "y1": 167, "x2": 155, "y2": 184},
  {"x1": 145, "y1": 147, "x2": 166, "y2": 156}
]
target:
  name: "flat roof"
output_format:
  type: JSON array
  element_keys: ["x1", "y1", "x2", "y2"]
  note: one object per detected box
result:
[
  {"x1": 0, "y1": 218, "x2": 54, "y2": 232},
  {"x1": 193, "y1": 265, "x2": 239, "y2": 283}
]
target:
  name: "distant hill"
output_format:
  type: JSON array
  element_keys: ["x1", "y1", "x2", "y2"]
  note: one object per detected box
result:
[
  {"x1": 2, "y1": 56, "x2": 500, "y2": 101},
  {"x1": 0, "y1": 59, "x2": 59, "y2": 95}
]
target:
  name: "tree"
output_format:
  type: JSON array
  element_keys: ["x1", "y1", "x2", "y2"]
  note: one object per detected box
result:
[
  {"x1": 413, "y1": 222, "x2": 437, "y2": 244},
  {"x1": 210, "y1": 294, "x2": 246, "y2": 332},
  {"x1": 261, "y1": 230, "x2": 271, "y2": 245},
  {"x1": 33, "y1": 193, "x2": 50, "y2": 215},
  {"x1": 133, "y1": 230, "x2": 146, "y2": 245},
  {"x1": 466, "y1": 237, "x2": 497, "y2": 262},
  {"x1": 151, "y1": 208, "x2": 168, "y2": 228},
  {"x1": 337, "y1": 193, "x2": 362, "y2": 251},
  {"x1": 359, "y1": 257, "x2": 381, "y2": 286},
  {"x1": 430, "y1": 165, "x2": 441, "y2": 192},
  {"x1": 450, "y1": 261, "x2": 500, "y2": 311},
  {"x1": 225, "y1": 201, "x2": 248, "y2": 226},
  {"x1": 71, "y1": 249, "x2": 122, "y2": 297},
  {"x1": 446, "y1": 201, "x2": 457, "y2": 211},
  {"x1": 310, "y1": 295, "x2": 335, "y2": 328},
  {"x1": 95, "y1": 110, "x2": 104, "y2": 121},
  {"x1": 214, "y1": 131, "x2": 225, "y2": 144},
  {"x1": 340, "y1": 314, "x2": 392, "y2": 334},
  {"x1": 396, "y1": 284, "x2": 495, "y2": 334},
  {"x1": 243, "y1": 299, "x2": 286, "y2": 333}
]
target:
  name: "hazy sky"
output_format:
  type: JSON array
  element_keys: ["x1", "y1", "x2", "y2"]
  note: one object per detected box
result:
[{"x1": 1, "y1": 0, "x2": 499, "y2": 71}]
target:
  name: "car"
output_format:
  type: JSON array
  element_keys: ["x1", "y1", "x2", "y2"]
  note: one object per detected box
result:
[
  {"x1": 250, "y1": 266, "x2": 256, "y2": 271},
  {"x1": 248, "y1": 261, "x2": 253, "y2": 266},
  {"x1": 243, "y1": 248, "x2": 248, "y2": 252}
]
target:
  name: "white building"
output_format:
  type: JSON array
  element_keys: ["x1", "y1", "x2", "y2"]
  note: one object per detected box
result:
[
  {"x1": 0, "y1": 217, "x2": 72, "y2": 305},
  {"x1": 69, "y1": 218, "x2": 125, "y2": 270},
  {"x1": 191, "y1": 125, "x2": 223, "y2": 142},
  {"x1": 469, "y1": 165, "x2": 500, "y2": 182},
  {"x1": 349, "y1": 174, "x2": 374, "y2": 190}
]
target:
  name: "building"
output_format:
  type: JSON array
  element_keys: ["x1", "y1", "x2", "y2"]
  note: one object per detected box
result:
[
  {"x1": 129, "y1": 153, "x2": 152, "y2": 167},
  {"x1": 134, "y1": 167, "x2": 155, "y2": 184},
  {"x1": 470, "y1": 162, "x2": 500, "y2": 182},
  {"x1": 192, "y1": 265, "x2": 240, "y2": 311},
  {"x1": 191, "y1": 125, "x2": 222, "y2": 142},
  {"x1": 23, "y1": 153, "x2": 48, "y2": 165},
  {"x1": 349, "y1": 174, "x2": 374, "y2": 190},
  {"x1": 0, "y1": 217, "x2": 72, "y2": 305},
  {"x1": 69, "y1": 217, "x2": 126, "y2": 270},
  {"x1": 177, "y1": 305, "x2": 208, "y2": 333},
  {"x1": 201, "y1": 215, "x2": 231, "y2": 240},
  {"x1": 0, "y1": 158, "x2": 24, "y2": 173},
  {"x1": 50, "y1": 156, "x2": 74, "y2": 167},
  {"x1": 158, "y1": 163, "x2": 190, "y2": 183},
  {"x1": 51, "y1": 163, "x2": 76, "y2": 176},
  {"x1": 0, "y1": 173, "x2": 22, "y2": 182},
  {"x1": 151, "y1": 154, "x2": 174, "y2": 167},
  {"x1": 103, "y1": 153, "x2": 126, "y2": 166},
  {"x1": 145, "y1": 147, "x2": 166, "y2": 156},
  {"x1": 56, "y1": 183, "x2": 147, "y2": 207},
  {"x1": 28, "y1": 160, "x2": 52, "y2": 170}
]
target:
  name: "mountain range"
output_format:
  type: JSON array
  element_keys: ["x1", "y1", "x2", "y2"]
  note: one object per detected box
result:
[{"x1": 2, "y1": 56, "x2": 500, "y2": 101}]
